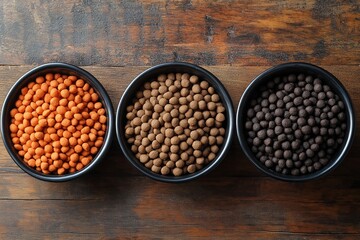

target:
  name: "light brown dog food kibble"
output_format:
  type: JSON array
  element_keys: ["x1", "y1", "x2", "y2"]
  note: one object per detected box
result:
[
  {"x1": 9, "y1": 73, "x2": 107, "y2": 175},
  {"x1": 125, "y1": 73, "x2": 226, "y2": 176}
]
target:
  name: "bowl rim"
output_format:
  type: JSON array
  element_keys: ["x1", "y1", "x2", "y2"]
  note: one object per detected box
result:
[
  {"x1": 236, "y1": 62, "x2": 355, "y2": 181},
  {"x1": 0, "y1": 62, "x2": 114, "y2": 182},
  {"x1": 116, "y1": 62, "x2": 235, "y2": 183}
]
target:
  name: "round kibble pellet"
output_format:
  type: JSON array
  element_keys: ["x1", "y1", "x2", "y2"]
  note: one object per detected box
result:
[
  {"x1": 244, "y1": 73, "x2": 346, "y2": 176},
  {"x1": 124, "y1": 72, "x2": 226, "y2": 176},
  {"x1": 9, "y1": 73, "x2": 107, "y2": 175}
]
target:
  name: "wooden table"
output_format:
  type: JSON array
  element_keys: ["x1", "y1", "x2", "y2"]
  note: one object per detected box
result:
[{"x1": 0, "y1": 1, "x2": 359, "y2": 239}]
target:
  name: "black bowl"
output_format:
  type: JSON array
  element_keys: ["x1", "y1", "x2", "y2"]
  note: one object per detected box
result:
[
  {"x1": 116, "y1": 62, "x2": 235, "y2": 183},
  {"x1": 236, "y1": 62, "x2": 355, "y2": 181},
  {"x1": 0, "y1": 63, "x2": 114, "y2": 182}
]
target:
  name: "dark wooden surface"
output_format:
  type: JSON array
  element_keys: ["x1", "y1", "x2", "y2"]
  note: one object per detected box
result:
[{"x1": 0, "y1": 1, "x2": 360, "y2": 239}]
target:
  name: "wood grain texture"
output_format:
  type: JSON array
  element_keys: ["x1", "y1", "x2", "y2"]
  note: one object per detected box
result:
[
  {"x1": 0, "y1": 65, "x2": 360, "y2": 239},
  {"x1": 0, "y1": 0, "x2": 359, "y2": 66},
  {"x1": 1, "y1": 0, "x2": 360, "y2": 239},
  {"x1": 0, "y1": 174, "x2": 360, "y2": 239}
]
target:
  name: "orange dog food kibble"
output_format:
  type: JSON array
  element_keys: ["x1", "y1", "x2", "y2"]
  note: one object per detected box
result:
[{"x1": 9, "y1": 74, "x2": 107, "y2": 175}]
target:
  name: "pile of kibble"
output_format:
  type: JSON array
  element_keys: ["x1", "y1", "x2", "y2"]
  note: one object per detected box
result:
[
  {"x1": 9, "y1": 73, "x2": 107, "y2": 175},
  {"x1": 244, "y1": 74, "x2": 346, "y2": 176},
  {"x1": 124, "y1": 73, "x2": 226, "y2": 176}
]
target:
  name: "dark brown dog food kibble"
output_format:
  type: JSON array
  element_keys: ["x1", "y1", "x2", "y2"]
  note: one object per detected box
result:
[
  {"x1": 244, "y1": 74, "x2": 346, "y2": 176},
  {"x1": 125, "y1": 73, "x2": 226, "y2": 176}
]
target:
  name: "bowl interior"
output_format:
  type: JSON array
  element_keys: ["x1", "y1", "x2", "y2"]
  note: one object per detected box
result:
[
  {"x1": 237, "y1": 62, "x2": 355, "y2": 181},
  {"x1": 1, "y1": 63, "x2": 114, "y2": 181},
  {"x1": 117, "y1": 63, "x2": 234, "y2": 182}
]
